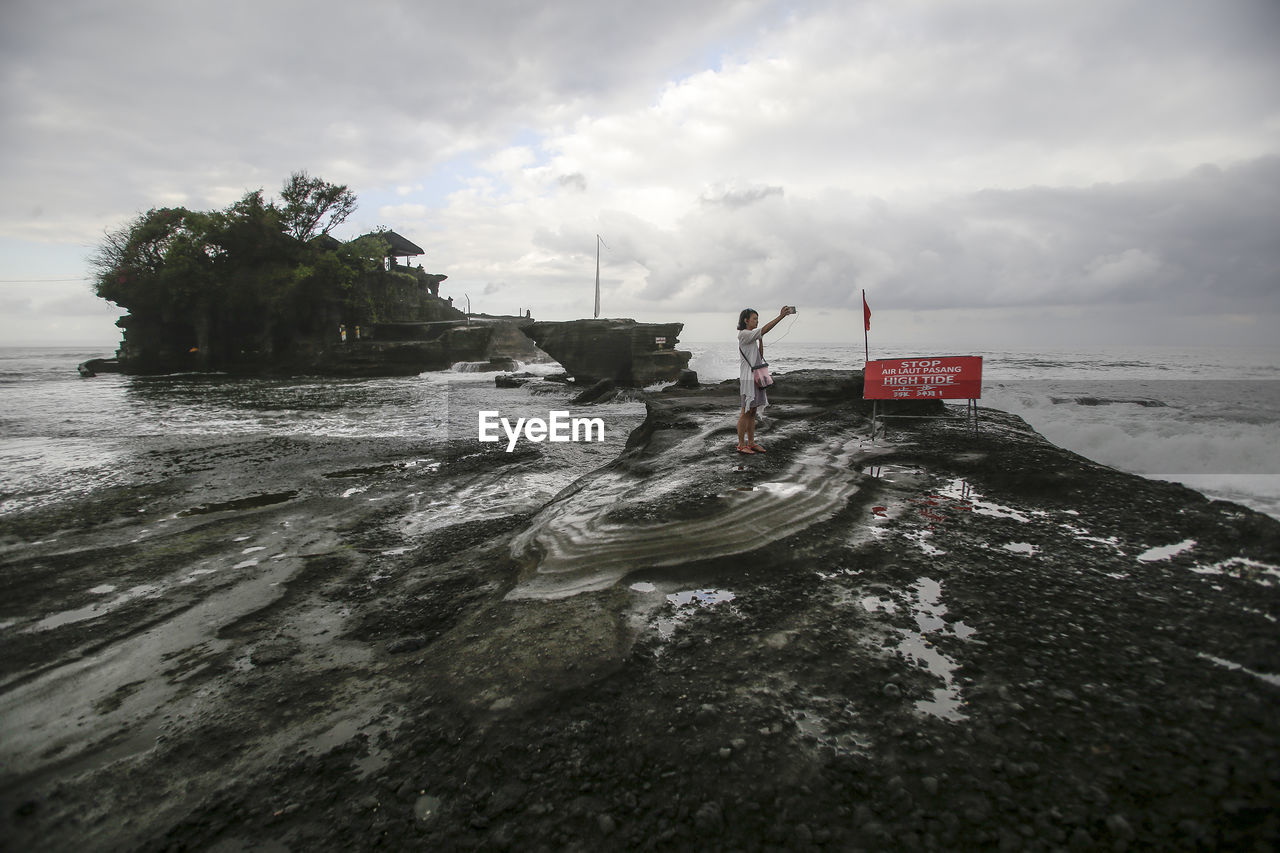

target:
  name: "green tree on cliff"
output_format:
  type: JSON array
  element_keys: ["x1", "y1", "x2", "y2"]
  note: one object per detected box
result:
[
  {"x1": 92, "y1": 191, "x2": 289, "y2": 311},
  {"x1": 279, "y1": 170, "x2": 357, "y2": 242},
  {"x1": 91, "y1": 180, "x2": 383, "y2": 309},
  {"x1": 90, "y1": 174, "x2": 389, "y2": 368}
]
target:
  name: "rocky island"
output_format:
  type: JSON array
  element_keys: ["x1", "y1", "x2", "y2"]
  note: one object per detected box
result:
[
  {"x1": 1, "y1": 371, "x2": 1276, "y2": 851},
  {"x1": 521, "y1": 318, "x2": 692, "y2": 386},
  {"x1": 83, "y1": 172, "x2": 532, "y2": 377}
]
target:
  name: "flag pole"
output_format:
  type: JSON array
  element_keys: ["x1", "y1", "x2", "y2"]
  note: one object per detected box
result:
[
  {"x1": 594, "y1": 235, "x2": 601, "y2": 319},
  {"x1": 862, "y1": 289, "x2": 869, "y2": 363}
]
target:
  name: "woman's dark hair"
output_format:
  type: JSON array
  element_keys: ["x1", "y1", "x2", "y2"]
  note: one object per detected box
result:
[{"x1": 737, "y1": 308, "x2": 757, "y2": 330}]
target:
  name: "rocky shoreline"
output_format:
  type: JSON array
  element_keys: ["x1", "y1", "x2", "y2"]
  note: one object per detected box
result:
[{"x1": 1, "y1": 370, "x2": 1277, "y2": 851}]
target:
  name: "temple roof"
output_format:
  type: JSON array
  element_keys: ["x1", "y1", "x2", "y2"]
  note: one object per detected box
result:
[{"x1": 359, "y1": 230, "x2": 424, "y2": 257}]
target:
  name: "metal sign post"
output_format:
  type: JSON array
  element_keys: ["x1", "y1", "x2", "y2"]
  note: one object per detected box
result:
[
  {"x1": 864, "y1": 356, "x2": 984, "y2": 441},
  {"x1": 869, "y1": 398, "x2": 979, "y2": 441}
]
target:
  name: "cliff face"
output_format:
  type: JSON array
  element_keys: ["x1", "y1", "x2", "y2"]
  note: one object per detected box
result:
[
  {"x1": 520, "y1": 318, "x2": 692, "y2": 385},
  {"x1": 311, "y1": 327, "x2": 496, "y2": 377},
  {"x1": 468, "y1": 315, "x2": 546, "y2": 362},
  {"x1": 360, "y1": 271, "x2": 464, "y2": 325},
  {"x1": 109, "y1": 269, "x2": 492, "y2": 376}
]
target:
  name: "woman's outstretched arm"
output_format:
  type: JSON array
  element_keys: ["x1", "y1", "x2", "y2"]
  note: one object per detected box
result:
[{"x1": 760, "y1": 307, "x2": 791, "y2": 336}]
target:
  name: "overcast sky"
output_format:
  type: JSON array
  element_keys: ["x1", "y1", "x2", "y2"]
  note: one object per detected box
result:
[{"x1": 2, "y1": 0, "x2": 1278, "y2": 349}]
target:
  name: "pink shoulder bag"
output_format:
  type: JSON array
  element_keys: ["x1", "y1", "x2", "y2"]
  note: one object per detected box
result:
[{"x1": 741, "y1": 338, "x2": 774, "y2": 388}]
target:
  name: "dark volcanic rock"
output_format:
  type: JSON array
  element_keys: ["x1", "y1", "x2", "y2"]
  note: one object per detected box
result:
[
  {"x1": 520, "y1": 318, "x2": 692, "y2": 386},
  {"x1": 494, "y1": 373, "x2": 531, "y2": 389},
  {"x1": 75, "y1": 357, "x2": 121, "y2": 377},
  {"x1": 468, "y1": 315, "x2": 547, "y2": 362},
  {"x1": 3, "y1": 370, "x2": 1278, "y2": 853},
  {"x1": 673, "y1": 368, "x2": 699, "y2": 388},
  {"x1": 572, "y1": 378, "x2": 617, "y2": 404},
  {"x1": 312, "y1": 327, "x2": 494, "y2": 376}
]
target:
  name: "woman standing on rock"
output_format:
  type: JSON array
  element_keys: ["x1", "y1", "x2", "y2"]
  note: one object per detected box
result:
[{"x1": 737, "y1": 306, "x2": 792, "y2": 454}]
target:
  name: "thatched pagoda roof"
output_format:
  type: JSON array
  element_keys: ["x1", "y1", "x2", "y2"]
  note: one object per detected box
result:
[{"x1": 359, "y1": 230, "x2": 424, "y2": 258}]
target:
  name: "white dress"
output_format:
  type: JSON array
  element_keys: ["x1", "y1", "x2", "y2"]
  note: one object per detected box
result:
[{"x1": 737, "y1": 327, "x2": 768, "y2": 412}]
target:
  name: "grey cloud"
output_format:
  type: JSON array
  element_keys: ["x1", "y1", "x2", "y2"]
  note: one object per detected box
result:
[
  {"x1": 621, "y1": 157, "x2": 1280, "y2": 315},
  {"x1": 685, "y1": 1, "x2": 1280, "y2": 197},
  {"x1": 0, "y1": 0, "x2": 775, "y2": 239},
  {"x1": 944, "y1": 158, "x2": 1280, "y2": 307},
  {"x1": 3, "y1": 0, "x2": 1277, "y2": 348},
  {"x1": 865, "y1": 0, "x2": 1280, "y2": 147},
  {"x1": 700, "y1": 183, "x2": 784, "y2": 208},
  {"x1": 558, "y1": 173, "x2": 588, "y2": 192}
]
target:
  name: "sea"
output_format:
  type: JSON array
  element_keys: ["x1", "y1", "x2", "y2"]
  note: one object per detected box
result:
[{"x1": 1, "y1": 342, "x2": 1278, "y2": 524}]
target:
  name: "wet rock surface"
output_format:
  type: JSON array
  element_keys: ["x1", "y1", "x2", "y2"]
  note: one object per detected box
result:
[{"x1": 1, "y1": 370, "x2": 1278, "y2": 851}]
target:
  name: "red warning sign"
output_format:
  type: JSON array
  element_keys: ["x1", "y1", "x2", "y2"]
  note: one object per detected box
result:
[{"x1": 863, "y1": 356, "x2": 983, "y2": 400}]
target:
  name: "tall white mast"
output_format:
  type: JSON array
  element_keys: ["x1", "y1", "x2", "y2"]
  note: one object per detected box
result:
[{"x1": 594, "y1": 234, "x2": 601, "y2": 319}]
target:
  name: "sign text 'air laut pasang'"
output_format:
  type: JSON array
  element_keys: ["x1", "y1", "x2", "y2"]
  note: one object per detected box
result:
[{"x1": 862, "y1": 357, "x2": 984, "y2": 400}]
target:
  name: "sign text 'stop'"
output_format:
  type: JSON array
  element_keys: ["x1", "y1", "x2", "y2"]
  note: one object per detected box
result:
[{"x1": 863, "y1": 356, "x2": 983, "y2": 400}]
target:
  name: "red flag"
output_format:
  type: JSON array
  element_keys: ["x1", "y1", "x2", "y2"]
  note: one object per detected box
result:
[{"x1": 862, "y1": 292, "x2": 872, "y2": 331}]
